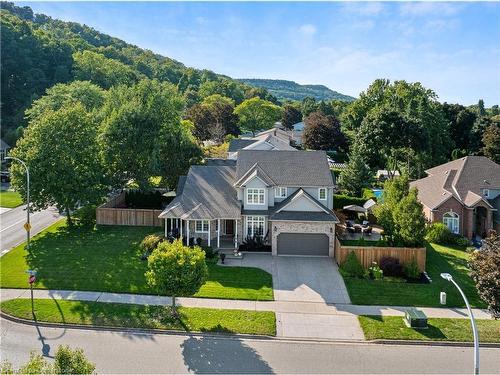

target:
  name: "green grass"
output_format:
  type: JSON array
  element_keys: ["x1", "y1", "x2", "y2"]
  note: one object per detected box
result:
[
  {"x1": 0, "y1": 220, "x2": 273, "y2": 301},
  {"x1": 0, "y1": 298, "x2": 276, "y2": 336},
  {"x1": 340, "y1": 239, "x2": 384, "y2": 247},
  {"x1": 343, "y1": 243, "x2": 486, "y2": 308},
  {"x1": 359, "y1": 315, "x2": 500, "y2": 343},
  {"x1": 0, "y1": 190, "x2": 23, "y2": 208}
]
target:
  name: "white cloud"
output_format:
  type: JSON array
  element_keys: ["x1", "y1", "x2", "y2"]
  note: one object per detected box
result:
[
  {"x1": 399, "y1": 2, "x2": 464, "y2": 17},
  {"x1": 341, "y1": 2, "x2": 384, "y2": 16},
  {"x1": 298, "y1": 24, "x2": 317, "y2": 36}
]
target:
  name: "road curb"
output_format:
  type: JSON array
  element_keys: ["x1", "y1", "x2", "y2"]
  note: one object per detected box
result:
[{"x1": 369, "y1": 339, "x2": 500, "y2": 348}]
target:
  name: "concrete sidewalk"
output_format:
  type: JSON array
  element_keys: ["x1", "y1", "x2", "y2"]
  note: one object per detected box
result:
[{"x1": 1, "y1": 288, "x2": 492, "y2": 319}]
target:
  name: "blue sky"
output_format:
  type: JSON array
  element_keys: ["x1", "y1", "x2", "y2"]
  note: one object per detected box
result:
[{"x1": 19, "y1": 1, "x2": 500, "y2": 105}]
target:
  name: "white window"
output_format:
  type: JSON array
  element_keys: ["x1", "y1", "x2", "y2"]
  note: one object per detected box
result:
[
  {"x1": 246, "y1": 188, "x2": 265, "y2": 205},
  {"x1": 483, "y1": 189, "x2": 490, "y2": 197},
  {"x1": 443, "y1": 212, "x2": 459, "y2": 234},
  {"x1": 318, "y1": 188, "x2": 327, "y2": 201},
  {"x1": 195, "y1": 220, "x2": 209, "y2": 233},
  {"x1": 246, "y1": 216, "x2": 265, "y2": 237},
  {"x1": 275, "y1": 187, "x2": 287, "y2": 198}
]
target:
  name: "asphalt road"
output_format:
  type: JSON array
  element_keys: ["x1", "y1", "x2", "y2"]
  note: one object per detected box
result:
[
  {"x1": 1, "y1": 318, "x2": 499, "y2": 374},
  {"x1": 0, "y1": 205, "x2": 62, "y2": 254}
]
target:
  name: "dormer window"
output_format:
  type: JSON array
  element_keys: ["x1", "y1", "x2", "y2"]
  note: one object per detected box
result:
[
  {"x1": 483, "y1": 189, "x2": 490, "y2": 197},
  {"x1": 275, "y1": 187, "x2": 287, "y2": 198},
  {"x1": 318, "y1": 188, "x2": 327, "y2": 201}
]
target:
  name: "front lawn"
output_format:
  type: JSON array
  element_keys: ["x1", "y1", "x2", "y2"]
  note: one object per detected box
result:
[
  {"x1": 0, "y1": 190, "x2": 23, "y2": 208},
  {"x1": 342, "y1": 243, "x2": 485, "y2": 308},
  {"x1": 359, "y1": 315, "x2": 500, "y2": 343},
  {"x1": 1, "y1": 298, "x2": 276, "y2": 336},
  {"x1": 0, "y1": 221, "x2": 273, "y2": 301}
]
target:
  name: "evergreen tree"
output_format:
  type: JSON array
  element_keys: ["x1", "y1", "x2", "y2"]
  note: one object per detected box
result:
[{"x1": 338, "y1": 146, "x2": 372, "y2": 197}]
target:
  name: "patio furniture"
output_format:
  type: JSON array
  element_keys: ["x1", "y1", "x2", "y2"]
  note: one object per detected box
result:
[
  {"x1": 354, "y1": 225, "x2": 362, "y2": 233},
  {"x1": 362, "y1": 220, "x2": 369, "y2": 228},
  {"x1": 362, "y1": 226, "x2": 372, "y2": 235}
]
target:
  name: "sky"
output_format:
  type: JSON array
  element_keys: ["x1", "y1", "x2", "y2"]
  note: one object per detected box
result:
[{"x1": 19, "y1": 1, "x2": 500, "y2": 105}]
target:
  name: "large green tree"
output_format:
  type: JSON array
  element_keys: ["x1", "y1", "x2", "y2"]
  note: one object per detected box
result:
[
  {"x1": 234, "y1": 97, "x2": 282, "y2": 136},
  {"x1": 338, "y1": 145, "x2": 372, "y2": 197},
  {"x1": 393, "y1": 188, "x2": 426, "y2": 247},
  {"x1": 441, "y1": 103, "x2": 476, "y2": 155},
  {"x1": 10, "y1": 103, "x2": 105, "y2": 224},
  {"x1": 198, "y1": 79, "x2": 245, "y2": 104},
  {"x1": 482, "y1": 124, "x2": 500, "y2": 163},
  {"x1": 202, "y1": 94, "x2": 240, "y2": 141},
  {"x1": 281, "y1": 104, "x2": 302, "y2": 130},
  {"x1": 303, "y1": 111, "x2": 347, "y2": 151}
]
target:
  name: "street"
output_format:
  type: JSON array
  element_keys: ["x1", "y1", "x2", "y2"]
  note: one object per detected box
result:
[
  {"x1": 0, "y1": 205, "x2": 62, "y2": 254},
  {"x1": 1, "y1": 318, "x2": 499, "y2": 374}
]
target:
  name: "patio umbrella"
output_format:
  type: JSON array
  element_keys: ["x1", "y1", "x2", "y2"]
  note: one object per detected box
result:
[{"x1": 342, "y1": 204, "x2": 367, "y2": 213}]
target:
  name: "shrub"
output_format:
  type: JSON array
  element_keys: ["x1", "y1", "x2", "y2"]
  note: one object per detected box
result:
[
  {"x1": 368, "y1": 262, "x2": 383, "y2": 280},
  {"x1": 73, "y1": 204, "x2": 96, "y2": 227},
  {"x1": 404, "y1": 258, "x2": 420, "y2": 280},
  {"x1": 53, "y1": 345, "x2": 95, "y2": 374},
  {"x1": 125, "y1": 190, "x2": 167, "y2": 209},
  {"x1": 202, "y1": 246, "x2": 217, "y2": 259},
  {"x1": 453, "y1": 235, "x2": 470, "y2": 247},
  {"x1": 239, "y1": 236, "x2": 271, "y2": 252},
  {"x1": 140, "y1": 233, "x2": 164, "y2": 254},
  {"x1": 340, "y1": 251, "x2": 365, "y2": 278},
  {"x1": 379, "y1": 257, "x2": 404, "y2": 277},
  {"x1": 333, "y1": 194, "x2": 367, "y2": 210},
  {"x1": 425, "y1": 223, "x2": 455, "y2": 244}
]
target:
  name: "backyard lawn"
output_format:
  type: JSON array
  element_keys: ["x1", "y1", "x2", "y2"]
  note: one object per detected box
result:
[
  {"x1": 0, "y1": 299, "x2": 276, "y2": 336},
  {"x1": 359, "y1": 315, "x2": 500, "y2": 343},
  {"x1": 342, "y1": 243, "x2": 486, "y2": 308},
  {"x1": 0, "y1": 221, "x2": 273, "y2": 301},
  {"x1": 0, "y1": 190, "x2": 23, "y2": 208}
]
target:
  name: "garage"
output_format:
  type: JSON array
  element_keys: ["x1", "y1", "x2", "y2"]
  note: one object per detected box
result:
[{"x1": 277, "y1": 233, "x2": 329, "y2": 256}]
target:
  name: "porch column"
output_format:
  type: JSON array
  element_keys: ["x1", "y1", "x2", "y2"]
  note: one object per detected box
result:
[
  {"x1": 180, "y1": 219, "x2": 183, "y2": 238},
  {"x1": 234, "y1": 219, "x2": 238, "y2": 249},
  {"x1": 217, "y1": 219, "x2": 220, "y2": 248},
  {"x1": 165, "y1": 219, "x2": 168, "y2": 237},
  {"x1": 208, "y1": 220, "x2": 211, "y2": 247},
  {"x1": 186, "y1": 220, "x2": 190, "y2": 246}
]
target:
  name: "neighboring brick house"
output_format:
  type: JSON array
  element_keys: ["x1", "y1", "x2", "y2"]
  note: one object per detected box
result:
[
  {"x1": 410, "y1": 156, "x2": 500, "y2": 239},
  {"x1": 159, "y1": 150, "x2": 339, "y2": 257}
]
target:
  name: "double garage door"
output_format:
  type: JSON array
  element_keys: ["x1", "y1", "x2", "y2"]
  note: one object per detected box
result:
[{"x1": 277, "y1": 233, "x2": 329, "y2": 256}]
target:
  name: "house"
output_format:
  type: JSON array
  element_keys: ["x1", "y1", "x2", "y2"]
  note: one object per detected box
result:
[
  {"x1": 376, "y1": 169, "x2": 400, "y2": 181},
  {"x1": 159, "y1": 150, "x2": 339, "y2": 257},
  {"x1": 0, "y1": 139, "x2": 10, "y2": 162},
  {"x1": 227, "y1": 132, "x2": 296, "y2": 159},
  {"x1": 289, "y1": 121, "x2": 304, "y2": 145},
  {"x1": 410, "y1": 156, "x2": 500, "y2": 239}
]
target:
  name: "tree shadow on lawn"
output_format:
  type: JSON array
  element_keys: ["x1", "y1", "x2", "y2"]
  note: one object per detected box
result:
[
  {"x1": 181, "y1": 335, "x2": 274, "y2": 374},
  {"x1": 24, "y1": 225, "x2": 155, "y2": 294},
  {"x1": 363, "y1": 315, "x2": 447, "y2": 340}
]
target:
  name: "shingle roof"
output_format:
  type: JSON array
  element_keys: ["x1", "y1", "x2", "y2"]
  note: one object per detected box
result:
[
  {"x1": 236, "y1": 150, "x2": 334, "y2": 187},
  {"x1": 410, "y1": 156, "x2": 500, "y2": 209},
  {"x1": 176, "y1": 176, "x2": 187, "y2": 195},
  {"x1": 205, "y1": 158, "x2": 237, "y2": 167},
  {"x1": 228, "y1": 139, "x2": 258, "y2": 152},
  {"x1": 159, "y1": 166, "x2": 241, "y2": 219},
  {"x1": 0, "y1": 139, "x2": 10, "y2": 150}
]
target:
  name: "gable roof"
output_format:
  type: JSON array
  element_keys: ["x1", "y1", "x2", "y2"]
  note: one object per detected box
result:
[
  {"x1": 410, "y1": 156, "x2": 500, "y2": 210},
  {"x1": 159, "y1": 166, "x2": 241, "y2": 220},
  {"x1": 234, "y1": 163, "x2": 276, "y2": 187},
  {"x1": 0, "y1": 139, "x2": 10, "y2": 150},
  {"x1": 245, "y1": 134, "x2": 297, "y2": 152},
  {"x1": 228, "y1": 139, "x2": 258, "y2": 152},
  {"x1": 236, "y1": 150, "x2": 334, "y2": 187},
  {"x1": 255, "y1": 127, "x2": 292, "y2": 142}
]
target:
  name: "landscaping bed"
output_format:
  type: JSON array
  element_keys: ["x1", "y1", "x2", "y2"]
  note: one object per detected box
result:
[
  {"x1": 1, "y1": 299, "x2": 276, "y2": 336},
  {"x1": 359, "y1": 315, "x2": 500, "y2": 343},
  {"x1": 0, "y1": 221, "x2": 273, "y2": 301},
  {"x1": 0, "y1": 190, "x2": 23, "y2": 208},
  {"x1": 341, "y1": 243, "x2": 486, "y2": 308}
]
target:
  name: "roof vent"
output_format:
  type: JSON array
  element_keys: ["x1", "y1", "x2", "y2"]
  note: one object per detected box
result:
[
  {"x1": 442, "y1": 192, "x2": 447, "y2": 195},
  {"x1": 484, "y1": 179, "x2": 489, "y2": 184},
  {"x1": 445, "y1": 170, "x2": 449, "y2": 174}
]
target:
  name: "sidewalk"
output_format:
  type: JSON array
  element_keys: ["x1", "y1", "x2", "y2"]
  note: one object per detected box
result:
[{"x1": 1, "y1": 288, "x2": 492, "y2": 319}]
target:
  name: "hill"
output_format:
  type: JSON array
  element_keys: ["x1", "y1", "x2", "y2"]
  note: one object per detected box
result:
[{"x1": 238, "y1": 79, "x2": 355, "y2": 102}]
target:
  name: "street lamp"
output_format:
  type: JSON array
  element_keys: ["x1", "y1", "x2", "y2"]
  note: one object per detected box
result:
[
  {"x1": 440, "y1": 272, "x2": 479, "y2": 375},
  {"x1": 5, "y1": 156, "x2": 30, "y2": 247}
]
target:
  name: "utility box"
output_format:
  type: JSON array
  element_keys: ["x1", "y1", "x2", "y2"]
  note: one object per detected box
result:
[
  {"x1": 404, "y1": 308, "x2": 428, "y2": 329},
  {"x1": 440, "y1": 292, "x2": 447, "y2": 305}
]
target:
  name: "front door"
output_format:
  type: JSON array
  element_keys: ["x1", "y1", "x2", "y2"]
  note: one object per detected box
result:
[{"x1": 225, "y1": 220, "x2": 234, "y2": 235}]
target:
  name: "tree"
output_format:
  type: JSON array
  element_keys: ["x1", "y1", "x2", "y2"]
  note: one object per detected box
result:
[
  {"x1": 145, "y1": 239, "x2": 208, "y2": 315},
  {"x1": 338, "y1": 146, "x2": 372, "y2": 196},
  {"x1": 198, "y1": 79, "x2": 245, "y2": 104},
  {"x1": 10, "y1": 103, "x2": 105, "y2": 225},
  {"x1": 441, "y1": 103, "x2": 476, "y2": 154},
  {"x1": 469, "y1": 233, "x2": 500, "y2": 317},
  {"x1": 481, "y1": 124, "x2": 500, "y2": 163},
  {"x1": 281, "y1": 104, "x2": 302, "y2": 130},
  {"x1": 185, "y1": 104, "x2": 214, "y2": 141},
  {"x1": 234, "y1": 97, "x2": 282, "y2": 136},
  {"x1": 469, "y1": 116, "x2": 492, "y2": 154},
  {"x1": 202, "y1": 94, "x2": 239, "y2": 141},
  {"x1": 303, "y1": 112, "x2": 347, "y2": 151},
  {"x1": 1, "y1": 345, "x2": 95, "y2": 374},
  {"x1": 477, "y1": 99, "x2": 486, "y2": 117},
  {"x1": 393, "y1": 188, "x2": 426, "y2": 247},
  {"x1": 301, "y1": 97, "x2": 318, "y2": 118},
  {"x1": 99, "y1": 79, "x2": 197, "y2": 189}
]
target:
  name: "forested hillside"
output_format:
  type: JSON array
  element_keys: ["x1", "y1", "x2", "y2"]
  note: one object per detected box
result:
[
  {"x1": 0, "y1": 1, "x2": 277, "y2": 144},
  {"x1": 238, "y1": 79, "x2": 355, "y2": 102}
]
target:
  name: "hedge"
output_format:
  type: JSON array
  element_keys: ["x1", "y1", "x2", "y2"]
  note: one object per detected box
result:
[{"x1": 333, "y1": 194, "x2": 367, "y2": 209}]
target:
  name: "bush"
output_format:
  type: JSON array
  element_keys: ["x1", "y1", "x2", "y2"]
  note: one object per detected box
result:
[
  {"x1": 239, "y1": 236, "x2": 271, "y2": 252},
  {"x1": 140, "y1": 233, "x2": 164, "y2": 254},
  {"x1": 125, "y1": 190, "x2": 169, "y2": 209},
  {"x1": 425, "y1": 223, "x2": 455, "y2": 244},
  {"x1": 202, "y1": 246, "x2": 217, "y2": 259},
  {"x1": 379, "y1": 257, "x2": 404, "y2": 277},
  {"x1": 404, "y1": 258, "x2": 420, "y2": 280},
  {"x1": 73, "y1": 205, "x2": 96, "y2": 227},
  {"x1": 340, "y1": 251, "x2": 365, "y2": 278},
  {"x1": 368, "y1": 262, "x2": 383, "y2": 280},
  {"x1": 453, "y1": 235, "x2": 470, "y2": 247},
  {"x1": 53, "y1": 345, "x2": 95, "y2": 374},
  {"x1": 333, "y1": 194, "x2": 367, "y2": 210}
]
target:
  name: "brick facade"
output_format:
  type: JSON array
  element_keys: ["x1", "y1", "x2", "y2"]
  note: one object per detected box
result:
[{"x1": 270, "y1": 220, "x2": 336, "y2": 257}]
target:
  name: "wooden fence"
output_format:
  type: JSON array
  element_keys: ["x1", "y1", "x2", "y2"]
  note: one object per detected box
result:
[
  {"x1": 335, "y1": 237, "x2": 426, "y2": 271},
  {"x1": 96, "y1": 192, "x2": 163, "y2": 227}
]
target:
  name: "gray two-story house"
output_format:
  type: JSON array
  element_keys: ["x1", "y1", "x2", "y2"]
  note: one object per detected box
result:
[{"x1": 159, "y1": 150, "x2": 339, "y2": 257}]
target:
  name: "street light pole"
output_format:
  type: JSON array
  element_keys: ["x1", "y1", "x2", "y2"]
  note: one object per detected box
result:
[
  {"x1": 441, "y1": 272, "x2": 479, "y2": 375},
  {"x1": 5, "y1": 157, "x2": 30, "y2": 247}
]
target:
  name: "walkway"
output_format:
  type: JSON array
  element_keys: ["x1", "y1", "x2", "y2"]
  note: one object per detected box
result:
[{"x1": 1, "y1": 288, "x2": 492, "y2": 341}]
